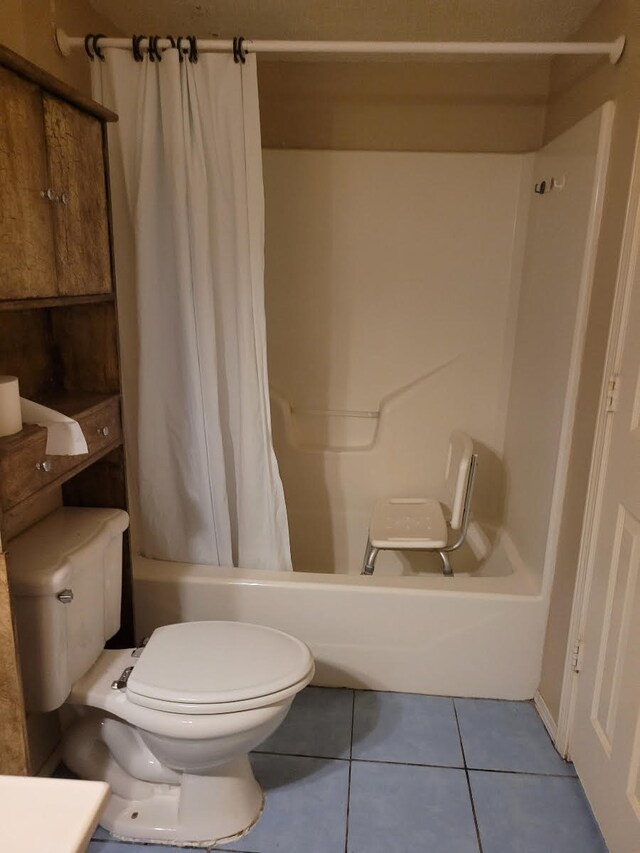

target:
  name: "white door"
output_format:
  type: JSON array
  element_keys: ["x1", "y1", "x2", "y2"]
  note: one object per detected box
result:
[{"x1": 570, "y1": 132, "x2": 640, "y2": 853}]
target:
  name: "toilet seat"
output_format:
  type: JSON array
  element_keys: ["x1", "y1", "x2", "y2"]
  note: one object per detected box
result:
[{"x1": 125, "y1": 622, "x2": 314, "y2": 715}]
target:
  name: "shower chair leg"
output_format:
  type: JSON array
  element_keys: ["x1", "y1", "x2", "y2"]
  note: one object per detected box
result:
[
  {"x1": 438, "y1": 551, "x2": 454, "y2": 577},
  {"x1": 362, "y1": 538, "x2": 379, "y2": 575}
]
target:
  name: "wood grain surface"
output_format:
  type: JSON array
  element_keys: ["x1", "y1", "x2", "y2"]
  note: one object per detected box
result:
[
  {"x1": 0, "y1": 555, "x2": 29, "y2": 774},
  {"x1": 0, "y1": 43, "x2": 117, "y2": 124},
  {"x1": 0, "y1": 67, "x2": 57, "y2": 300},
  {"x1": 52, "y1": 302, "x2": 120, "y2": 392},
  {"x1": 44, "y1": 96, "x2": 112, "y2": 296}
]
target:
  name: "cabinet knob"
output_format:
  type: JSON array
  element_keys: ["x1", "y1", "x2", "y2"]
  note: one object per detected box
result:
[
  {"x1": 97, "y1": 425, "x2": 110, "y2": 437},
  {"x1": 40, "y1": 189, "x2": 67, "y2": 203},
  {"x1": 36, "y1": 460, "x2": 52, "y2": 472}
]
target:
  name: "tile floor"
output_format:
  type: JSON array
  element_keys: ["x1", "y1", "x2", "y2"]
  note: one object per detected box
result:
[{"x1": 86, "y1": 688, "x2": 607, "y2": 853}]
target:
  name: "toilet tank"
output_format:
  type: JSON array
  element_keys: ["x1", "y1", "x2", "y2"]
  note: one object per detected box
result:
[{"x1": 7, "y1": 506, "x2": 130, "y2": 713}]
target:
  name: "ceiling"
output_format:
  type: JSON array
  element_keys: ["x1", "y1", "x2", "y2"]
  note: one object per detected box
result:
[{"x1": 88, "y1": 0, "x2": 602, "y2": 42}]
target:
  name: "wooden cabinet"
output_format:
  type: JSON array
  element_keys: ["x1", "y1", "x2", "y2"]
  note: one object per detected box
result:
[
  {"x1": 43, "y1": 96, "x2": 112, "y2": 295},
  {"x1": 0, "y1": 65, "x2": 113, "y2": 301},
  {"x1": 0, "y1": 395, "x2": 122, "y2": 513},
  {"x1": 0, "y1": 67, "x2": 57, "y2": 300},
  {"x1": 0, "y1": 44, "x2": 131, "y2": 777}
]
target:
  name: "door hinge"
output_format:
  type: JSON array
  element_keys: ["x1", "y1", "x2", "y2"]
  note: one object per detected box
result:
[
  {"x1": 571, "y1": 639, "x2": 585, "y2": 673},
  {"x1": 606, "y1": 373, "x2": 620, "y2": 413}
]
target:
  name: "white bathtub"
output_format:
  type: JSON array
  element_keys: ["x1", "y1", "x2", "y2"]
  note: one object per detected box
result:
[{"x1": 133, "y1": 531, "x2": 547, "y2": 700}]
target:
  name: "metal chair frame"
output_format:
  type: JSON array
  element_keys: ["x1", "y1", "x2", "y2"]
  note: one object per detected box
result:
[{"x1": 362, "y1": 453, "x2": 478, "y2": 578}]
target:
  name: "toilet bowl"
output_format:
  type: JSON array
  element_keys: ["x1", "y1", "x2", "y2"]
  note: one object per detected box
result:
[
  {"x1": 6, "y1": 508, "x2": 314, "y2": 849},
  {"x1": 62, "y1": 621, "x2": 315, "y2": 847}
]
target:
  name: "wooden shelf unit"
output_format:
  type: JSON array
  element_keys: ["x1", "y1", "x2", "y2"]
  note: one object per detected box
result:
[
  {"x1": 0, "y1": 392, "x2": 123, "y2": 524},
  {"x1": 0, "y1": 43, "x2": 132, "y2": 777},
  {"x1": 0, "y1": 293, "x2": 115, "y2": 312}
]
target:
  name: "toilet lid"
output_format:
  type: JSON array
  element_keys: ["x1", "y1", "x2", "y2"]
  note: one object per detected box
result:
[{"x1": 126, "y1": 621, "x2": 314, "y2": 708}]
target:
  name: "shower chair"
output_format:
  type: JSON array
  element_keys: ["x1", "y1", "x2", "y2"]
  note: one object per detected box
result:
[{"x1": 362, "y1": 430, "x2": 478, "y2": 577}]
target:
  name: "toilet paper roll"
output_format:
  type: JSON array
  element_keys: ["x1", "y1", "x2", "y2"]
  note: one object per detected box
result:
[
  {"x1": 0, "y1": 376, "x2": 22, "y2": 438},
  {"x1": 20, "y1": 399, "x2": 89, "y2": 456}
]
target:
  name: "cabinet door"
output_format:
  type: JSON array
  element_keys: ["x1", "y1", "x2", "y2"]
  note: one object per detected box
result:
[
  {"x1": 0, "y1": 67, "x2": 57, "y2": 300},
  {"x1": 43, "y1": 95, "x2": 112, "y2": 295}
]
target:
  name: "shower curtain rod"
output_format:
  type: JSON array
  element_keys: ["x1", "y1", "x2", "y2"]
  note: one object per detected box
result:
[{"x1": 55, "y1": 28, "x2": 626, "y2": 64}]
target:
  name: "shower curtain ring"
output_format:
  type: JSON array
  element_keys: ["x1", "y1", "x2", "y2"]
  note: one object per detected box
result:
[
  {"x1": 148, "y1": 35, "x2": 162, "y2": 61},
  {"x1": 165, "y1": 35, "x2": 177, "y2": 52},
  {"x1": 92, "y1": 34, "x2": 106, "y2": 60},
  {"x1": 176, "y1": 36, "x2": 186, "y2": 62},
  {"x1": 233, "y1": 36, "x2": 247, "y2": 64},
  {"x1": 132, "y1": 34, "x2": 145, "y2": 62},
  {"x1": 84, "y1": 33, "x2": 95, "y2": 60},
  {"x1": 188, "y1": 35, "x2": 198, "y2": 63}
]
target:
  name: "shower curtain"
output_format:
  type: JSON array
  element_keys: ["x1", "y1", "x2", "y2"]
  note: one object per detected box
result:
[{"x1": 92, "y1": 49, "x2": 292, "y2": 569}]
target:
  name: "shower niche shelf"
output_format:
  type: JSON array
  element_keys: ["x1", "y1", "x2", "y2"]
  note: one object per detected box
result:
[
  {"x1": 289, "y1": 407, "x2": 379, "y2": 451},
  {"x1": 270, "y1": 391, "x2": 380, "y2": 452}
]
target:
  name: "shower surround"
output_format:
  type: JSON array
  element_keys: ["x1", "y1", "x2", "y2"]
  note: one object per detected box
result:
[{"x1": 133, "y1": 103, "x2": 613, "y2": 699}]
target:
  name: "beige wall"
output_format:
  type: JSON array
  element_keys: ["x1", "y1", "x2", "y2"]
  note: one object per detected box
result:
[
  {"x1": 258, "y1": 58, "x2": 550, "y2": 153},
  {"x1": 264, "y1": 149, "x2": 529, "y2": 573},
  {"x1": 539, "y1": 0, "x2": 640, "y2": 723},
  {"x1": 0, "y1": 0, "x2": 118, "y2": 95},
  {"x1": 0, "y1": 4, "x2": 550, "y2": 154},
  {"x1": 502, "y1": 105, "x2": 611, "y2": 588}
]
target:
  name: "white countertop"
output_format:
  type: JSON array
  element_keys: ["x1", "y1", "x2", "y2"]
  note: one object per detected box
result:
[{"x1": 0, "y1": 775, "x2": 109, "y2": 853}]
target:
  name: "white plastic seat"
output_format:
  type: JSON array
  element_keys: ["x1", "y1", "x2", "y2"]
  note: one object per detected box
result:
[
  {"x1": 125, "y1": 621, "x2": 314, "y2": 714},
  {"x1": 363, "y1": 430, "x2": 477, "y2": 577},
  {"x1": 68, "y1": 622, "x2": 315, "y2": 725},
  {"x1": 369, "y1": 498, "x2": 448, "y2": 550}
]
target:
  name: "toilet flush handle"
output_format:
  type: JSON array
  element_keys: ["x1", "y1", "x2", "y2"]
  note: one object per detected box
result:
[
  {"x1": 57, "y1": 589, "x2": 74, "y2": 604},
  {"x1": 111, "y1": 666, "x2": 134, "y2": 691}
]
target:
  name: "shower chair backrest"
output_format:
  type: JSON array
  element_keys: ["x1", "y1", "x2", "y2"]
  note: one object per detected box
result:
[{"x1": 444, "y1": 430, "x2": 475, "y2": 531}]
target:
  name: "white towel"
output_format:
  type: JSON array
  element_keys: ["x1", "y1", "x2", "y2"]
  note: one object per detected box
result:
[{"x1": 20, "y1": 399, "x2": 89, "y2": 456}]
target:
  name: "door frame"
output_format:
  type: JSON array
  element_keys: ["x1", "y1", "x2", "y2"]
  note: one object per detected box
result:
[{"x1": 557, "y1": 117, "x2": 640, "y2": 757}]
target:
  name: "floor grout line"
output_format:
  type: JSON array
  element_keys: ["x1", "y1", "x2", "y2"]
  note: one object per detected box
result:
[
  {"x1": 465, "y1": 766, "x2": 578, "y2": 779},
  {"x1": 453, "y1": 698, "x2": 484, "y2": 853},
  {"x1": 344, "y1": 689, "x2": 356, "y2": 853},
  {"x1": 349, "y1": 688, "x2": 356, "y2": 761},
  {"x1": 251, "y1": 751, "x2": 575, "y2": 779},
  {"x1": 352, "y1": 757, "x2": 465, "y2": 771},
  {"x1": 254, "y1": 749, "x2": 350, "y2": 761}
]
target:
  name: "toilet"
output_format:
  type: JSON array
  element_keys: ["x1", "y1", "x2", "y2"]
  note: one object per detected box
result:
[{"x1": 8, "y1": 507, "x2": 314, "y2": 847}]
